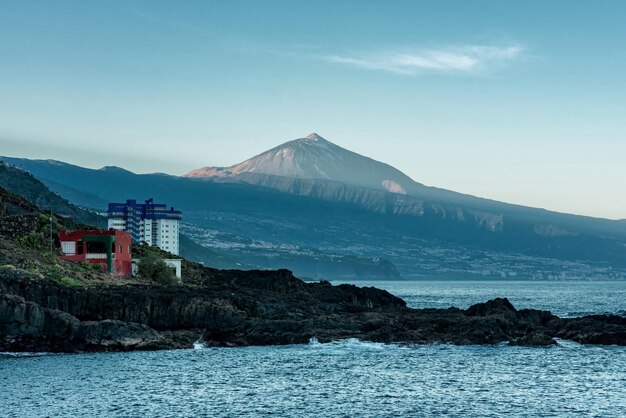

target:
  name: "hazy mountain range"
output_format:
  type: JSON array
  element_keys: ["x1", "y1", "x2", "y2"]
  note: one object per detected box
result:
[{"x1": 3, "y1": 133, "x2": 626, "y2": 280}]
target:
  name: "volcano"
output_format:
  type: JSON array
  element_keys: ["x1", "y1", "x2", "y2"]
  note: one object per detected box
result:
[{"x1": 185, "y1": 133, "x2": 426, "y2": 195}]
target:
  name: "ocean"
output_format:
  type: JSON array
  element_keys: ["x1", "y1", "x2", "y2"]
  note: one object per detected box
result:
[{"x1": 2, "y1": 280, "x2": 625, "y2": 417}]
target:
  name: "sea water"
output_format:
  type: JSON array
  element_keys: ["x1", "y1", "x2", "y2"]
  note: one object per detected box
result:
[
  {"x1": 1, "y1": 281, "x2": 625, "y2": 417},
  {"x1": 339, "y1": 280, "x2": 626, "y2": 317}
]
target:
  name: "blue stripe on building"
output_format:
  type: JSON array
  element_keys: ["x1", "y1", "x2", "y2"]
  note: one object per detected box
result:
[{"x1": 107, "y1": 198, "x2": 182, "y2": 242}]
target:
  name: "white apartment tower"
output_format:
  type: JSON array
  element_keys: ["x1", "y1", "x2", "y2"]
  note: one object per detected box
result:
[{"x1": 107, "y1": 198, "x2": 182, "y2": 255}]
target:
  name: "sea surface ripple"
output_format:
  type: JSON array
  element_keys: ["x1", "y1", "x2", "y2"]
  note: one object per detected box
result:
[{"x1": 1, "y1": 280, "x2": 625, "y2": 417}]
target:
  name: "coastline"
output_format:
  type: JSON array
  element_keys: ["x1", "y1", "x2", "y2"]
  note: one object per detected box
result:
[{"x1": 2, "y1": 267, "x2": 625, "y2": 353}]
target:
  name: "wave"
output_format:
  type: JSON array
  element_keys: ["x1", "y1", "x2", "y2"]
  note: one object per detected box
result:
[
  {"x1": 308, "y1": 337, "x2": 399, "y2": 351},
  {"x1": 0, "y1": 352, "x2": 52, "y2": 358},
  {"x1": 562, "y1": 310, "x2": 626, "y2": 318},
  {"x1": 553, "y1": 338, "x2": 583, "y2": 349},
  {"x1": 193, "y1": 339, "x2": 207, "y2": 350}
]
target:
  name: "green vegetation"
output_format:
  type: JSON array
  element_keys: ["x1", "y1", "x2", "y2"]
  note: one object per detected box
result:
[
  {"x1": 137, "y1": 252, "x2": 178, "y2": 285},
  {"x1": 77, "y1": 261, "x2": 103, "y2": 273},
  {"x1": 17, "y1": 232, "x2": 44, "y2": 250},
  {"x1": 40, "y1": 265, "x2": 82, "y2": 287},
  {"x1": 0, "y1": 179, "x2": 183, "y2": 288},
  {"x1": 55, "y1": 276, "x2": 85, "y2": 287},
  {"x1": 0, "y1": 162, "x2": 106, "y2": 228}
]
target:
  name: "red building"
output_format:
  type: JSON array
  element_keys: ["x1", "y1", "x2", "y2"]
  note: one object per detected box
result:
[{"x1": 59, "y1": 229, "x2": 132, "y2": 277}]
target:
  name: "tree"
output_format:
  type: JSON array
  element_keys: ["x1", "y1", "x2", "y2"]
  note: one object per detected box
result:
[{"x1": 137, "y1": 253, "x2": 177, "y2": 285}]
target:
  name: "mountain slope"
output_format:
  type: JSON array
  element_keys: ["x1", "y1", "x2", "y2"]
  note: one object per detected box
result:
[
  {"x1": 0, "y1": 161, "x2": 260, "y2": 271},
  {"x1": 183, "y1": 133, "x2": 531, "y2": 216},
  {"x1": 186, "y1": 133, "x2": 428, "y2": 195},
  {"x1": 0, "y1": 157, "x2": 402, "y2": 280},
  {"x1": 185, "y1": 134, "x2": 626, "y2": 241},
  {"x1": 2, "y1": 155, "x2": 626, "y2": 280},
  {"x1": 0, "y1": 161, "x2": 105, "y2": 228}
]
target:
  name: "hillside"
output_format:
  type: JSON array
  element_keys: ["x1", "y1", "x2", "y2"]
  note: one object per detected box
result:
[
  {"x1": 2, "y1": 185, "x2": 625, "y2": 352},
  {"x1": 0, "y1": 183, "x2": 124, "y2": 288},
  {"x1": 0, "y1": 158, "x2": 401, "y2": 279},
  {"x1": 0, "y1": 163, "x2": 258, "y2": 271},
  {"x1": 2, "y1": 154, "x2": 626, "y2": 280},
  {"x1": 0, "y1": 161, "x2": 105, "y2": 228}
]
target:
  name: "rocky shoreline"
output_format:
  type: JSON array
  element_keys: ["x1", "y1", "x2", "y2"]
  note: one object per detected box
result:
[
  {"x1": 1, "y1": 267, "x2": 625, "y2": 353},
  {"x1": 2, "y1": 165, "x2": 624, "y2": 353}
]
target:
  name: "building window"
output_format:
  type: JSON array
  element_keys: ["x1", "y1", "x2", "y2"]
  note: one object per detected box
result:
[{"x1": 61, "y1": 241, "x2": 76, "y2": 255}]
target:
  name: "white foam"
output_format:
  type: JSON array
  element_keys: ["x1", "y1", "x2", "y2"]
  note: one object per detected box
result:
[
  {"x1": 193, "y1": 339, "x2": 207, "y2": 350},
  {"x1": 0, "y1": 352, "x2": 51, "y2": 357},
  {"x1": 554, "y1": 338, "x2": 582, "y2": 349},
  {"x1": 308, "y1": 336, "x2": 321, "y2": 346},
  {"x1": 308, "y1": 337, "x2": 395, "y2": 350}
]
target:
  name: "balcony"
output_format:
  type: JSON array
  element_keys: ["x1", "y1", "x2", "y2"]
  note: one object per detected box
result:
[{"x1": 85, "y1": 253, "x2": 107, "y2": 260}]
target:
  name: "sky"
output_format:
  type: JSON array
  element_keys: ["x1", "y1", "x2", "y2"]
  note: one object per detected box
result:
[{"x1": 1, "y1": 1, "x2": 625, "y2": 219}]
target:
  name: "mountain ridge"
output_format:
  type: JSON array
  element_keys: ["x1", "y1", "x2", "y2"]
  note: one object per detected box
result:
[
  {"x1": 185, "y1": 133, "x2": 428, "y2": 195},
  {"x1": 2, "y1": 151, "x2": 626, "y2": 280},
  {"x1": 3, "y1": 153, "x2": 624, "y2": 233},
  {"x1": 184, "y1": 134, "x2": 626, "y2": 227}
]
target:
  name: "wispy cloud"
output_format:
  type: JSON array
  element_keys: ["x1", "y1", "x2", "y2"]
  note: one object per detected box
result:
[{"x1": 323, "y1": 44, "x2": 524, "y2": 75}]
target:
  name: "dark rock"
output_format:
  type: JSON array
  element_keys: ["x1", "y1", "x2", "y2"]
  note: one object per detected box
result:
[
  {"x1": 0, "y1": 293, "x2": 196, "y2": 352},
  {"x1": 551, "y1": 315, "x2": 626, "y2": 345},
  {"x1": 466, "y1": 298, "x2": 517, "y2": 317},
  {"x1": 517, "y1": 308, "x2": 558, "y2": 326},
  {"x1": 78, "y1": 320, "x2": 167, "y2": 350},
  {"x1": 1, "y1": 270, "x2": 625, "y2": 352},
  {"x1": 509, "y1": 332, "x2": 557, "y2": 347},
  {"x1": 0, "y1": 293, "x2": 77, "y2": 352}
]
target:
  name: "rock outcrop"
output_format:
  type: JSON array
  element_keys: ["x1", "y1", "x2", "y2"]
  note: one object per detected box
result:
[
  {"x1": 0, "y1": 293, "x2": 197, "y2": 352},
  {"x1": 1, "y1": 269, "x2": 625, "y2": 353},
  {"x1": 2, "y1": 163, "x2": 624, "y2": 353}
]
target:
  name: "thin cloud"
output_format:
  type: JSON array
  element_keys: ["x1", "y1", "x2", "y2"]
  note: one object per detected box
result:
[{"x1": 323, "y1": 44, "x2": 524, "y2": 75}]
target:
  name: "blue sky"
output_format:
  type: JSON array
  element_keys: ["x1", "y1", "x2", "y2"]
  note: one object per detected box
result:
[{"x1": 1, "y1": 1, "x2": 625, "y2": 219}]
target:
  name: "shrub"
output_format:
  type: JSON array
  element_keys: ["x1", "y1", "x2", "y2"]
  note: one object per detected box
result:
[
  {"x1": 76, "y1": 261, "x2": 102, "y2": 273},
  {"x1": 45, "y1": 265, "x2": 63, "y2": 282},
  {"x1": 18, "y1": 232, "x2": 43, "y2": 250},
  {"x1": 137, "y1": 253, "x2": 177, "y2": 285}
]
